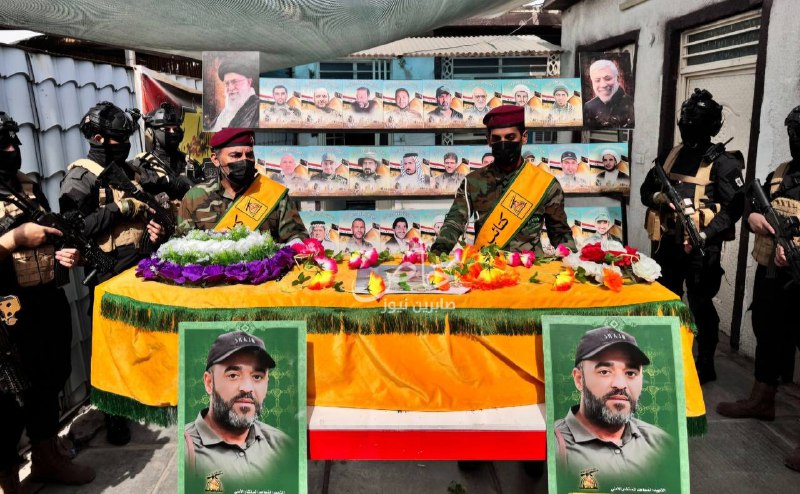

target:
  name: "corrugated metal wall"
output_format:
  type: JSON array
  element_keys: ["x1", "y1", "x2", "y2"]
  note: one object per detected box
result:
[{"x1": 0, "y1": 45, "x2": 142, "y2": 416}]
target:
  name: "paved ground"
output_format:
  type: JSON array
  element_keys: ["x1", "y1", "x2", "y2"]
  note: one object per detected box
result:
[{"x1": 18, "y1": 340, "x2": 800, "y2": 493}]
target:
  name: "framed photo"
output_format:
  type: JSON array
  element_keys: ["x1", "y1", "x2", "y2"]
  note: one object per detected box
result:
[
  {"x1": 259, "y1": 78, "x2": 304, "y2": 129},
  {"x1": 579, "y1": 51, "x2": 636, "y2": 129},
  {"x1": 341, "y1": 79, "x2": 384, "y2": 129},
  {"x1": 543, "y1": 315, "x2": 689, "y2": 494},
  {"x1": 178, "y1": 321, "x2": 307, "y2": 494},
  {"x1": 202, "y1": 51, "x2": 260, "y2": 131},
  {"x1": 383, "y1": 80, "x2": 425, "y2": 129}
]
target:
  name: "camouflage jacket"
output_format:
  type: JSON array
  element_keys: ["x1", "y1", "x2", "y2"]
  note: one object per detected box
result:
[
  {"x1": 176, "y1": 178, "x2": 308, "y2": 243},
  {"x1": 430, "y1": 162, "x2": 575, "y2": 255}
]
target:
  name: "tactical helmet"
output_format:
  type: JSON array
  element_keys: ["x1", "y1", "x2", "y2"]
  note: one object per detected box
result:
[
  {"x1": 144, "y1": 102, "x2": 184, "y2": 151},
  {"x1": 785, "y1": 106, "x2": 800, "y2": 129},
  {"x1": 79, "y1": 101, "x2": 139, "y2": 141},
  {"x1": 678, "y1": 88, "x2": 723, "y2": 137},
  {"x1": 0, "y1": 112, "x2": 21, "y2": 146},
  {"x1": 144, "y1": 102, "x2": 183, "y2": 129}
]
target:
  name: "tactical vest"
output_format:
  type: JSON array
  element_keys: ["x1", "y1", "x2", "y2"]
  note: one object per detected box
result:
[
  {"x1": 0, "y1": 172, "x2": 55, "y2": 287},
  {"x1": 134, "y1": 151, "x2": 182, "y2": 218},
  {"x1": 645, "y1": 145, "x2": 724, "y2": 242},
  {"x1": 751, "y1": 162, "x2": 800, "y2": 266},
  {"x1": 67, "y1": 159, "x2": 145, "y2": 252}
]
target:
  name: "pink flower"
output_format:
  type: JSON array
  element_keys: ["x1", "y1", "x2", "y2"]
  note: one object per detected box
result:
[
  {"x1": 348, "y1": 253, "x2": 363, "y2": 269},
  {"x1": 519, "y1": 250, "x2": 535, "y2": 268},
  {"x1": 316, "y1": 256, "x2": 338, "y2": 274},
  {"x1": 362, "y1": 248, "x2": 379, "y2": 267},
  {"x1": 292, "y1": 238, "x2": 324, "y2": 257},
  {"x1": 452, "y1": 247, "x2": 464, "y2": 263},
  {"x1": 507, "y1": 252, "x2": 521, "y2": 267},
  {"x1": 555, "y1": 244, "x2": 571, "y2": 258}
]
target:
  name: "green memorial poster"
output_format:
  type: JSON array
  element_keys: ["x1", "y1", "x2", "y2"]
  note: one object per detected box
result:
[
  {"x1": 178, "y1": 321, "x2": 307, "y2": 494},
  {"x1": 543, "y1": 315, "x2": 689, "y2": 494}
]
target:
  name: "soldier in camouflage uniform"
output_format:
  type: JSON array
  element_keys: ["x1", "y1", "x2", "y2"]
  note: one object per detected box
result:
[
  {"x1": 0, "y1": 112, "x2": 95, "y2": 492},
  {"x1": 177, "y1": 128, "x2": 307, "y2": 243},
  {"x1": 309, "y1": 152, "x2": 347, "y2": 192},
  {"x1": 431, "y1": 105, "x2": 575, "y2": 256}
]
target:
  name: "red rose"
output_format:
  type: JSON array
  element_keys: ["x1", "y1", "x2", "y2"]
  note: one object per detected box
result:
[{"x1": 580, "y1": 243, "x2": 607, "y2": 263}]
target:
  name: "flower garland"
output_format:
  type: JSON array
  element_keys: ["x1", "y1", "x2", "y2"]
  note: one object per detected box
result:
[
  {"x1": 554, "y1": 242, "x2": 662, "y2": 292},
  {"x1": 136, "y1": 226, "x2": 295, "y2": 286}
]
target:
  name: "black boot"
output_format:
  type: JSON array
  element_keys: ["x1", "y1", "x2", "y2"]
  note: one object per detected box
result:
[{"x1": 104, "y1": 413, "x2": 131, "y2": 446}]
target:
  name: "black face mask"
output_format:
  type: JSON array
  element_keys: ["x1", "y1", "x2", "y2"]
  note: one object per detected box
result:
[
  {"x1": 491, "y1": 141, "x2": 523, "y2": 169},
  {"x1": 678, "y1": 121, "x2": 712, "y2": 150},
  {"x1": 103, "y1": 141, "x2": 132, "y2": 166},
  {"x1": 222, "y1": 159, "x2": 256, "y2": 191},
  {"x1": 0, "y1": 147, "x2": 21, "y2": 181},
  {"x1": 788, "y1": 126, "x2": 800, "y2": 161}
]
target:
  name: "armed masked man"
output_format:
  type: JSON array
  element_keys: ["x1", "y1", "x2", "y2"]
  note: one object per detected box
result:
[
  {"x1": 717, "y1": 106, "x2": 800, "y2": 472},
  {"x1": 177, "y1": 128, "x2": 308, "y2": 243},
  {"x1": 0, "y1": 112, "x2": 95, "y2": 492},
  {"x1": 131, "y1": 103, "x2": 201, "y2": 204},
  {"x1": 640, "y1": 89, "x2": 745, "y2": 384},
  {"x1": 59, "y1": 101, "x2": 166, "y2": 446}
]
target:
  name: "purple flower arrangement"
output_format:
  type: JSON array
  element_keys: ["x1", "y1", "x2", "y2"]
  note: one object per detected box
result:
[{"x1": 135, "y1": 246, "x2": 296, "y2": 286}]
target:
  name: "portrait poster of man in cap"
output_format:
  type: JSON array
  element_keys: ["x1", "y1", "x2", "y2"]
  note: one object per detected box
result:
[
  {"x1": 424, "y1": 80, "x2": 464, "y2": 128},
  {"x1": 542, "y1": 316, "x2": 689, "y2": 494},
  {"x1": 178, "y1": 321, "x2": 307, "y2": 494},
  {"x1": 203, "y1": 52, "x2": 260, "y2": 131}
]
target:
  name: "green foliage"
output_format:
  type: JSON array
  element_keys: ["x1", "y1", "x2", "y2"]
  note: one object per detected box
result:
[{"x1": 528, "y1": 272, "x2": 541, "y2": 284}]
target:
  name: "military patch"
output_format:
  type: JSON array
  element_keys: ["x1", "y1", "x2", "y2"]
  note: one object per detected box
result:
[
  {"x1": 578, "y1": 467, "x2": 599, "y2": 490},
  {"x1": 735, "y1": 177, "x2": 744, "y2": 188},
  {"x1": 204, "y1": 470, "x2": 223, "y2": 492}
]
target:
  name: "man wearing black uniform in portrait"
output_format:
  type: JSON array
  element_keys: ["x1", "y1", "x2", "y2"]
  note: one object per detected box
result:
[{"x1": 640, "y1": 89, "x2": 745, "y2": 384}]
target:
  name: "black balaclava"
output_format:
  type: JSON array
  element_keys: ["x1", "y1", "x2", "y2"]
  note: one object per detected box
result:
[{"x1": 678, "y1": 88, "x2": 723, "y2": 150}]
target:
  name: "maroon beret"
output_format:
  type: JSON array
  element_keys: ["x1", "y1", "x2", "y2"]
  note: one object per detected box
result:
[
  {"x1": 483, "y1": 105, "x2": 525, "y2": 128},
  {"x1": 209, "y1": 128, "x2": 255, "y2": 149}
]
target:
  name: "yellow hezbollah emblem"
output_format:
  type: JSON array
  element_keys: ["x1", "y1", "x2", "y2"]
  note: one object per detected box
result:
[
  {"x1": 502, "y1": 191, "x2": 534, "y2": 220},
  {"x1": 578, "y1": 467, "x2": 599, "y2": 490},
  {"x1": 205, "y1": 470, "x2": 224, "y2": 492},
  {"x1": 237, "y1": 197, "x2": 267, "y2": 222}
]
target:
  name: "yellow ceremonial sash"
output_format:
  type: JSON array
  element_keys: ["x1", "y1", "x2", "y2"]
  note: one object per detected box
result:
[
  {"x1": 213, "y1": 175, "x2": 287, "y2": 231},
  {"x1": 474, "y1": 163, "x2": 556, "y2": 249}
]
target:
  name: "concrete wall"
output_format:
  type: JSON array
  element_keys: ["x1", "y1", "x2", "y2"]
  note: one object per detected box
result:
[{"x1": 559, "y1": 0, "x2": 800, "y2": 359}]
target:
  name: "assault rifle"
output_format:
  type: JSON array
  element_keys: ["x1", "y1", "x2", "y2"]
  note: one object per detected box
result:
[
  {"x1": 653, "y1": 160, "x2": 706, "y2": 256},
  {"x1": 0, "y1": 295, "x2": 29, "y2": 406},
  {"x1": 750, "y1": 178, "x2": 800, "y2": 286},
  {"x1": 0, "y1": 177, "x2": 115, "y2": 285},
  {"x1": 98, "y1": 163, "x2": 176, "y2": 254}
]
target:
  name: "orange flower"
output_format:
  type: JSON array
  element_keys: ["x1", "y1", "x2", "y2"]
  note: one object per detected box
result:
[
  {"x1": 492, "y1": 254, "x2": 507, "y2": 269},
  {"x1": 307, "y1": 270, "x2": 335, "y2": 290},
  {"x1": 468, "y1": 262, "x2": 483, "y2": 278},
  {"x1": 461, "y1": 266, "x2": 519, "y2": 290},
  {"x1": 552, "y1": 268, "x2": 575, "y2": 292},
  {"x1": 462, "y1": 245, "x2": 480, "y2": 262},
  {"x1": 428, "y1": 268, "x2": 451, "y2": 291},
  {"x1": 603, "y1": 268, "x2": 623, "y2": 292},
  {"x1": 368, "y1": 270, "x2": 386, "y2": 300}
]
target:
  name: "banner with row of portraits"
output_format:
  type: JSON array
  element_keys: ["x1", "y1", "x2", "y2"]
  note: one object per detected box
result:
[
  {"x1": 257, "y1": 143, "x2": 630, "y2": 197},
  {"x1": 299, "y1": 205, "x2": 623, "y2": 254},
  {"x1": 201, "y1": 53, "x2": 584, "y2": 131}
]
